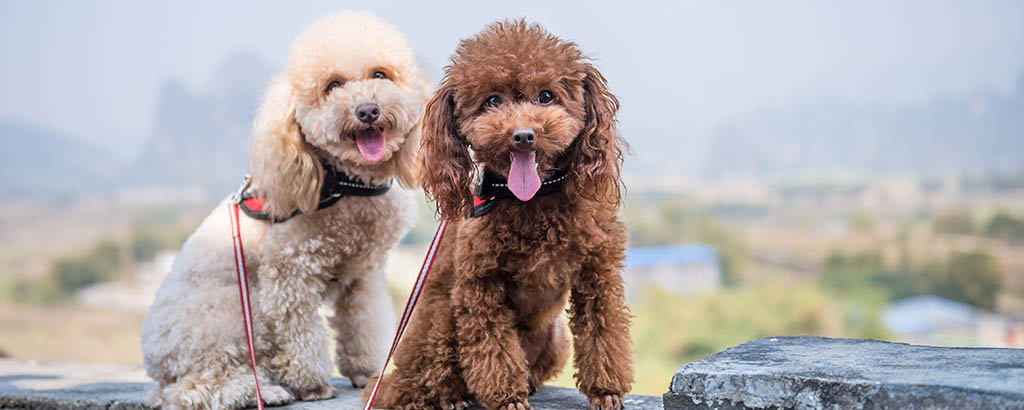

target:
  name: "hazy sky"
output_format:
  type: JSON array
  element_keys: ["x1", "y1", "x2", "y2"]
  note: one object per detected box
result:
[{"x1": 2, "y1": 1, "x2": 1023, "y2": 159}]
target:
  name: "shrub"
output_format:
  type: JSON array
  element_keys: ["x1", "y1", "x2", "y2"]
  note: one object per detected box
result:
[
  {"x1": 985, "y1": 212, "x2": 1024, "y2": 242},
  {"x1": 932, "y1": 210, "x2": 974, "y2": 235},
  {"x1": 47, "y1": 240, "x2": 122, "y2": 300},
  {"x1": 821, "y1": 249, "x2": 1003, "y2": 311},
  {"x1": 927, "y1": 251, "x2": 1003, "y2": 310},
  {"x1": 820, "y1": 251, "x2": 917, "y2": 301}
]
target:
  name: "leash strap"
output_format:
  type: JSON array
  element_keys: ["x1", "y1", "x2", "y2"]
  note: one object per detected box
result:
[
  {"x1": 229, "y1": 202, "x2": 265, "y2": 410},
  {"x1": 363, "y1": 219, "x2": 450, "y2": 410}
]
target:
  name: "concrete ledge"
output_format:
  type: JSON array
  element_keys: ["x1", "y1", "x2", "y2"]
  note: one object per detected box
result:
[
  {"x1": 11, "y1": 337, "x2": 1022, "y2": 410},
  {"x1": 664, "y1": 336, "x2": 1024, "y2": 410},
  {"x1": 0, "y1": 359, "x2": 662, "y2": 409}
]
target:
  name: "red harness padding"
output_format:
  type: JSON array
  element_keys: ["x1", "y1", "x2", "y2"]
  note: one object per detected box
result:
[
  {"x1": 242, "y1": 197, "x2": 267, "y2": 212},
  {"x1": 363, "y1": 219, "x2": 449, "y2": 410},
  {"x1": 229, "y1": 202, "x2": 265, "y2": 410}
]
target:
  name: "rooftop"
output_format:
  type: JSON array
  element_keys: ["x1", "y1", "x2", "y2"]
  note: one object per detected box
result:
[{"x1": 625, "y1": 243, "x2": 719, "y2": 269}]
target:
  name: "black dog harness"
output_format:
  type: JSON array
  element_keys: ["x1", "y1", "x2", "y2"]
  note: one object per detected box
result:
[
  {"x1": 236, "y1": 160, "x2": 392, "y2": 223},
  {"x1": 469, "y1": 169, "x2": 569, "y2": 218}
]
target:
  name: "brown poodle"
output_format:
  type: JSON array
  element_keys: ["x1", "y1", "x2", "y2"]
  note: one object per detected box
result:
[{"x1": 368, "y1": 20, "x2": 633, "y2": 410}]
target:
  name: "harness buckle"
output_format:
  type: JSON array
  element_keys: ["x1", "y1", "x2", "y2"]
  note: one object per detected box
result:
[{"x1": 231, "y1": 174, "x2": 252, "y2": 204}]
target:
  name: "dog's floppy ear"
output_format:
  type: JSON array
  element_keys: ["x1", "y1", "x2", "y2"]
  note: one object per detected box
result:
[
  {"x1": 572, "y1": 62, "x2": 625, "y2": 204},
  {"x1": 249, "y1": 75, "x2": 323, "y2": 220},
  {"x1": 389, "y1": 81, "x2": 433, "y2": 189},
  {"x1": 420, "y1": 81, "x2": 473, "y2": 219},
  {"x1": 392, "y1": 113, "x2": 422, "y2": 189}
]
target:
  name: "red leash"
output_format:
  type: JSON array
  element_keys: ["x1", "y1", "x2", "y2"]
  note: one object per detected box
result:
[
  {"x1": 229, "y1": 201, "x2": 265, "y2": 410},
  {"x1": 364, "y1": 219, "x2": 450, "y2": 410},
  {"x1": 229, "y1": 168, "x2": 448, "y2": 409}
]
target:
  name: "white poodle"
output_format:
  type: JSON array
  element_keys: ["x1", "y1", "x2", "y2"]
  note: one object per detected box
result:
[{"x1": 141, "y1": 11, "x2": 429, "y2": 409}]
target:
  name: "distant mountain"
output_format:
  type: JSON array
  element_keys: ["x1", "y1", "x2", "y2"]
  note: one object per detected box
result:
[
  {"x1": 0, "y1": 52, "x2": 279, "y2": 200},
  {"x1": 1, "y1": 52, "x2": 281, "y2": 200},
  {"x1": 126, "y1": 52, "x2": 277, "y2": 193},
  {"x1": 702, "y1": 69, "x2": 1024, "y2": 176},
  {"x1": 0, "y1": 121, "x2": 124, "y2": 198}
]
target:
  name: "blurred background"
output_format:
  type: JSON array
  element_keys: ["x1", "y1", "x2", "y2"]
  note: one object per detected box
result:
[{"x1": 1, "y1": 0, "x2": 1023, "y2": 396}]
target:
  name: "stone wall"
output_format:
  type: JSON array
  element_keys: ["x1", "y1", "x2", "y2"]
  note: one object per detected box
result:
[
  {"x1": 3, "y1": 337, "x2": 1023, "y2": 409},
  {"x1": 665, "y1": 336, "x2": 1024, "y2": 410},
  {"x1": 0, "y1": 359, "x2": 661, "y2": 410}
]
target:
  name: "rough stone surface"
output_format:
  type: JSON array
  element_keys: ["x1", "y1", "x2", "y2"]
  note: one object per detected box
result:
[
  {"x1": 0, "y1": 359, "x2": 662, "y2": 409},
  {"x1": 664, "y1": 336, "x2": 1024, "y2": 410}
]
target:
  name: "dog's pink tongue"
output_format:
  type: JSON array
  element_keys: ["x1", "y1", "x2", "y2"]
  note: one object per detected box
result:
[
  {"x1": 508, "y1": 151, "x2": 541, "y2": 201},
  {"x1": 355, "y1": 128, "x2": 386, "y2": 163}
]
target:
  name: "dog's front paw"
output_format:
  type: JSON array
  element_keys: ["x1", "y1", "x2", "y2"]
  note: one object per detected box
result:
[
  {"x1": 500, "y1": 399, "x2": 533, "y2": 410},
  {"x1": 294, "y1": 383, "x2": 338, "y2": 401},
  {"x1": 588, "y1": 394, "x2": 624, "y2": 410},
  {"x1": 262, "y1": 385, "x2": 296, "y2": 406},
  {"x1": 244, "y1": 385, "x2": 295, "y2": 407}
]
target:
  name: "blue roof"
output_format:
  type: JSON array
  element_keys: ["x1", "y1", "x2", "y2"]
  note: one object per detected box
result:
[
  {"x1": 625, "y1": 244, "x2": 719, "y2": 269},
  {"x1": 883, "y1": 295, "x2": 980, "y2": 333}
]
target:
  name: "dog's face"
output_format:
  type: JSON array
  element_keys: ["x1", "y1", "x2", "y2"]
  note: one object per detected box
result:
[
  {"x1": 421, "y1": 21, "x2": 623, "y2": 218},
  {"x1": 287, "y1": 13, "x2": 428, "y2": 168},
  {"x1": 293, "y1": 66, "x2": 419, "y2": 166},
  {"x1": 453, "y1": 49, "x2": 586, "y2": 202},
  {"x1": 449, "y1": 23, "x2": 589, "y2": 202},
  {"x1": 249, "y1": 11, "x2": 429, "y2": 219}
]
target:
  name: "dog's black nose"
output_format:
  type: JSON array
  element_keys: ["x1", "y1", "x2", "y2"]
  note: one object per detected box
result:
[
  {"x1": 355, "y1": 103, "x2": 380, "y2": 124},
  {"x1": 512, "y1": 129, "x2": 535, "y2": 148}
]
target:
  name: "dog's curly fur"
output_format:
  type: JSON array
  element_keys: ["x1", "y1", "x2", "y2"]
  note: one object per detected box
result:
[
  {"x1": 141, "y1": 11, "x2": 429, "y2": 409},
  {"x1": 368, "y1": 20, "x2": 633, "y2": 410}
]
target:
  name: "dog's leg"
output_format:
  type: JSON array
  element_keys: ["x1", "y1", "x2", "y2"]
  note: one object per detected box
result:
[
  {"x1": 258, "y1": 259, "x2": 338, "y2": 401},
  {"x1": 569, "y1": 251, "x2": 634, "y2": 410},
  {"x1": 454, "y1": 274, "x2": 531, "y2": 410},
  {"x1": 369, "y1": 298, "x2": 471, "y2": 409},
  {"x1": 524, "y1": 317, "x2": 571, "y2": 394},
  {"x1": 328, "y1": 271, "x2": 396, "y2": 388},
  {"x1": 155, "y1": 366, "x2": 293, "y2": 410}
]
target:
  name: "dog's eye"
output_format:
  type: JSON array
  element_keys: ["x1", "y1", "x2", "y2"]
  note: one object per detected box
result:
[
  {"x1": 484, "y1": 95, "x2": 502, "y2": 108},
  {"x1": 325, "y1": 81, "x2": 342, "y2": 94},
  {"x1": 537, "y1": 90, "x2": 554, "y2": 105},
  {"x1": 373, "y1": 71, "x2": 388, "y2": 80}
]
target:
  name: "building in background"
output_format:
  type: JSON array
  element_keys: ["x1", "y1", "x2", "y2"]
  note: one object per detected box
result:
[
  {"x1": 883, "y1": 295, "x2": 1024, "y2": 348},
  {"x1": 623, "y1": 243, "x2": 721, "y2": 299}
]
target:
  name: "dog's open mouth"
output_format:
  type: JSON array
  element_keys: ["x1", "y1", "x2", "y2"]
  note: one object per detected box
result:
[
  {"x1": 508, "y1": 151, "x2": 541, "y2": 201},
  {"x1": 351, "y1": 126, "x2": 387, "y2": 163}
]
